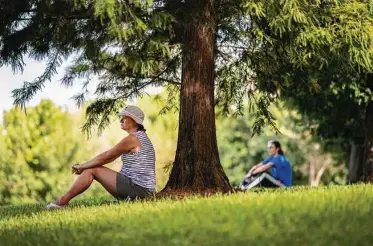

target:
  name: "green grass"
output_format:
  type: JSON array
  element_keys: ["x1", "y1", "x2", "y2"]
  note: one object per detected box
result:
[{"x1": 1, "y1": 185, "x2": 373, "y2": 246}]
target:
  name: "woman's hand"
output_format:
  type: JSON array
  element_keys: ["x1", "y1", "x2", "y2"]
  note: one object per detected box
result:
[{"x1": 72, "y1": 164, "x2": 84, "y2": 175}]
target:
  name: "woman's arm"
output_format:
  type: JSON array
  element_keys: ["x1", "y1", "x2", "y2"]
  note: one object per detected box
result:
[
  {"x1": 245, "y1": 162, "x2": 263, "y2": 178},
  {"x1": 78, "y1": 135, "x2": 140, "y2": 171},
  {"x1": 251, "y1": 162, "x2": 273, "y2": 175}
]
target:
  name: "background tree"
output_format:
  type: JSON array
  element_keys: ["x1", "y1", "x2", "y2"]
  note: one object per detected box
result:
[
  {"x1": 0, "y1": 100, "x2": 101, "y2": 205},
  {"x1": 285, "y1": 76, "x2": 373, "y2": 183}
]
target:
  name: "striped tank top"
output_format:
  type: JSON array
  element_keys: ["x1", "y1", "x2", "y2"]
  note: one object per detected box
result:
[{"x1": 120, "y1": 131, "x2": 156, "y2": 190}]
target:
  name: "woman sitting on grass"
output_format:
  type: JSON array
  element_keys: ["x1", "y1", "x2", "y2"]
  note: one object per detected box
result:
[
  {"x1": 237, "y1": 140, "x2": 292, "y2": 190},
  {"x1": 46, "y1": 105, "x2": 156, "y2": 209}
]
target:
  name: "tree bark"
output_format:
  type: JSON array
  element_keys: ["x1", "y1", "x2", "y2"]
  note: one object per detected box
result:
[
  {"x1": 348, "y1": 142, "x2": 365, "y2": 183},
  {"x1": 348, "y1": 74, "x2": 373, "y2": 183},
  {"x1": 363, "y1": 74, "x2": 373, "y2": 182},
  {"x1": 163, "y1": 0, "x2": 231, "y2": 192}
]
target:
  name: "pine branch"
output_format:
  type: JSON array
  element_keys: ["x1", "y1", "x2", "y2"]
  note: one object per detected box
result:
[
  {"x1": 12, "y1": 49, "x2": 64, "y2": 109},
  {"x1": 81, "y1": 98, "x2": 124, "y2": 137},
  {"x1": 15, "y1": 13, "x2": 91, "y2": 21},
  {"x1": 161, "y1": 78, "x2": 181, "y2": 85}
]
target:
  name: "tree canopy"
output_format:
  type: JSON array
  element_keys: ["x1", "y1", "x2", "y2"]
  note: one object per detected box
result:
[{"x1": 4, "y1": 1, "x2": 373, "y2": 131}]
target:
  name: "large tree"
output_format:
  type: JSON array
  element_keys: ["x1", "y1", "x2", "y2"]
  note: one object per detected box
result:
[
  {"x1": 2, "y1": 0, "x2": 373, "y2": 192},
  {"x1": 0, "y1": 0, "x2": 234, "y2": 191}
]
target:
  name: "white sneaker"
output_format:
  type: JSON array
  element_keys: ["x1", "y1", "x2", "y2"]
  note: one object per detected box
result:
[{"x1": 45, "y1": 203, "x2": 66, "y2": 210}]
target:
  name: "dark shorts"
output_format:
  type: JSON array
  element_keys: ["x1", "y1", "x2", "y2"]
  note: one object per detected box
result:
[{"x1": 115, "y1": 172, "x2": 154, "y2": 200}]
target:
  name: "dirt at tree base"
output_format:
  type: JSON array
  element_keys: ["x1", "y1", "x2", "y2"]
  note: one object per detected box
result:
[{"x1": 154, "y1": 187, "x2": 236, "y2": 200}]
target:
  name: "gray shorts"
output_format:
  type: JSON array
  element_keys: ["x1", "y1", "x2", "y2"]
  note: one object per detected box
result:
[{"x1": 116, "y1": 172, "x2": 154, "y2": 200}]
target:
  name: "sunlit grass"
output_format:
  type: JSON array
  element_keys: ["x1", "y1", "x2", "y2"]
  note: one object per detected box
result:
[{"x1": 1, "y1": 185, "x2": 372, "y2": 246}]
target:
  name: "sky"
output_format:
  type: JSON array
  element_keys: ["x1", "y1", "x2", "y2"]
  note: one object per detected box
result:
[{"x1": 0, "y1": 59, "x2": 162, "y2": 120}]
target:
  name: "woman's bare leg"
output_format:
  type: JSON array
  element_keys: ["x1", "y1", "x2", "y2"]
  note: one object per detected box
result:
[{"x1": 56, "y1": 167, "x2": 118, "y2": 206}]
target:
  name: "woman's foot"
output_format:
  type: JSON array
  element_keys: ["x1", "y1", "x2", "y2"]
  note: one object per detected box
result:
[
  {"x1": 44, "y1": 203, "x2": 66, "y2": 210},
  {"x1": 44, "y1": 197, "x2": 68, "y2": 210}
]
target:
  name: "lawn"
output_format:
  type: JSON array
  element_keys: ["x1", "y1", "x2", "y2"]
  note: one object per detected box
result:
[{"x1": 0, "y1": 185, "x2": 372, "y2": 246}]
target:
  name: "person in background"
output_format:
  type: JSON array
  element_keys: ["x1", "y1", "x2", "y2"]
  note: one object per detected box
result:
[{"x1": 238, "y1": 140, "x2": 292, "y2": 190}]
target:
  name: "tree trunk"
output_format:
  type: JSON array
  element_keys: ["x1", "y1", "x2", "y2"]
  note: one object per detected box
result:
[
  {"x1": 309, "y1": 160, "x2": 315, "y2": 186},
  {"x1": 309, "y1": 155, "x2": 329, "y2": 186},
  {"x1": 163, "y1": 0, "x2": 231, "y2": 192},
  {"x1": 363, "y1": 74, "x2": 373, "y2": 182},
  {"x1": 348, "y1": 74, "x2": 373, "y2": 183},
  {"x1": 348, "y1": 142, "x2": 365, "y2": 183},
  {"x1": 314, "y1": 158, "x2": 329, "y2": 186}
]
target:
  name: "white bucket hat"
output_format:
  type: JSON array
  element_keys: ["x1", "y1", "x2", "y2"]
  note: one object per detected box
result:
[{"x1": 118, "y1": 105, "x2": 145, "y2": 125}]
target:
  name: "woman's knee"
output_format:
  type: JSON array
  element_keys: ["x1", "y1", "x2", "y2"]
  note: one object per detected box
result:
[
  {"x1": 83, "y1": 167, "x2": 117, "y2": 184},
  {"x1": 89, "y1": 167, "x2": 106, "y2": 179},
  {"x1": 81, "y1": 167, "x2": 99, "y2": 176}
]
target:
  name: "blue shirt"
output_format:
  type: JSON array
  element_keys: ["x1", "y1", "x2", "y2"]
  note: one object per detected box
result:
[{"x1": 262, "y1": 155, "x2": 292, "y2": 187}]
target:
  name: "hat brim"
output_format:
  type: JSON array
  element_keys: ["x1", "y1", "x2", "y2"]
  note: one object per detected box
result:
[{"x1": 119, "y1": 111, "x2": 144, "y2": 125}]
